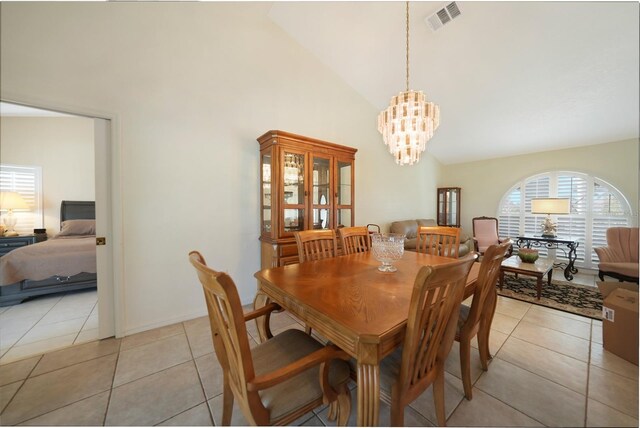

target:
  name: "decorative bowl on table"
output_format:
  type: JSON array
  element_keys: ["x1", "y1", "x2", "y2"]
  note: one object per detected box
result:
[
  {"x1": 518, "y1": 248, "x2": 539, "y2": 263},
  {"x1": 371, "y1": 233, "x2": 405, "y2": 272}
]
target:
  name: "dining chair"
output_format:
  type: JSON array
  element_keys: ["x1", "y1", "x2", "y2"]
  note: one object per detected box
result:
[
  {"x1": 338, "y1": 226, "x2": 371, "y2": 255},
  {"x1": 188, "y1": 251, "x2": 352, "y2": 426},
  {"x1": 455, "y1": 240, "x2": 511, "y2": 400},
  {"x1": 294, "y1": 229, "x2": 338, "y2": 263},
  {"x1": 417, "y1": 226, "x2": 461, "y2": 258},
  {"x1": 378, "y1": 254, "x2": 477, "y2": 426}
]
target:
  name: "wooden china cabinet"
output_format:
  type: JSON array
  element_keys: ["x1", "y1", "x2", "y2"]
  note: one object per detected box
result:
[
  {"x1": 258, "y1": 130, "x2": 357, "y2": 268},
  {"x1": 437, "y1": 187, "x2": 461, "y2": 228}
]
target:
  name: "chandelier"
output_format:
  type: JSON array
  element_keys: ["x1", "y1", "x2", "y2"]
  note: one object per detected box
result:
[{"x1": 377, "y1": 1, "x2": 440, "y2": 166}]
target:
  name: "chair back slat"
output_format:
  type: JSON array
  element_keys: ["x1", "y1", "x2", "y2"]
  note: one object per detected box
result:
[
  {"x1": 294, "y1": 230, "x2": 338, "y2": 262},
  {"x1": 417, "y1": 226, "x2": 461, "y2": 258},
  {"x1": 464, "y1": 241, "x2": 511, "y2": 330},
  {"x1": 189, "y1": 251, "x2": 256, "y2": 406},
  {"x1": 398, "y1": 256, "x2": 475, "y2": 394},
  {"x1": 339, "y1": 226, "x2": 372, "y2": 255}
]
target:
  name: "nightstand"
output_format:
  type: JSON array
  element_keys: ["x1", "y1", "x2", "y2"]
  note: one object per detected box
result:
[{"x1": 0, "y1": 235, "x2": 37, "y2": 257}]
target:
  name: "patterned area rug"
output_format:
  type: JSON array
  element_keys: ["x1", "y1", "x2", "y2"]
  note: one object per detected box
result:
[{"x1": 499, "y1": 273, "x2": 602, "y2": 320}]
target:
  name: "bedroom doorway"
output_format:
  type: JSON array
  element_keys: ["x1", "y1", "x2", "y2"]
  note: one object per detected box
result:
[{"x1": 0, "y1": 101, "x2": 117, "y2": 362}]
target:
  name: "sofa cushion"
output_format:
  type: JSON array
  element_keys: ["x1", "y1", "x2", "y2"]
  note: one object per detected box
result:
[{"x1": 390, "y1": 220, "x2": 419, "y2": 239}]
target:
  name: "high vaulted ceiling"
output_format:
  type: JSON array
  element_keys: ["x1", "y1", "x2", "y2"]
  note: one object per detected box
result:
[{"x1": 268, "y1": 1, "x2": 639, "y2": 164}]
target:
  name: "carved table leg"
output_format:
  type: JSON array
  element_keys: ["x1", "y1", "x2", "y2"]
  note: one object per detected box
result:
[{"x1": 356, "y1": 362, "x2": 380, "y2": 426}]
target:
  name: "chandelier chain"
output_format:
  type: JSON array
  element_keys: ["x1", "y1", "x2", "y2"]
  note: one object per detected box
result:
[{"x1": 406, "y1": 1, "x2": 410, "y2": 92}]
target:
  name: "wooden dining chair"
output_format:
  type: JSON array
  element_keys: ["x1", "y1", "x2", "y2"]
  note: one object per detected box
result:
[
  {"x1": 417, "y1": 226, "x2": 461, "y2": 258},
  {"x1": 188, "y1": 251, "x2": 352, "y2": 426},
  {"x1": 338, "y1": 226, "x2": 371, "y2": 255},
  {"x1": 455, "y1": 240, "x2": 511, "y2": 400},
  {"x1": 294, "y1": 229, "x2": 338, "y2": 263},
  {"x1": 378, "y1": 255, "x2": 477, "y2": 427}
]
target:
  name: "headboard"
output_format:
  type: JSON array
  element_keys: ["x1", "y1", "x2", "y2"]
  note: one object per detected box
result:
[{"x1": 60, "y1": 201, "x2": 95, "y2": 223}]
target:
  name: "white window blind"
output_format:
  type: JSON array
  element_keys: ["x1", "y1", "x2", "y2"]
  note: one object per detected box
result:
[
  {"x1": 498, "y1": 171, "x2": 633, "y2": 270},
  {"x1": 0, "y1": 164, "x2": 43, "y2": 235}
]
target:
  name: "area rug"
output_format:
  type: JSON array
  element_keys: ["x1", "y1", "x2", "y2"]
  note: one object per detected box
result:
[{"x1": 498, "y1": 273, "x2": 603, "y2": 320}]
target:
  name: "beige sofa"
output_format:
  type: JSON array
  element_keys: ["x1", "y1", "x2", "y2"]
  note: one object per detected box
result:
[{"x1": 389, "y1": 219, "x2": 474, "y2": 257}]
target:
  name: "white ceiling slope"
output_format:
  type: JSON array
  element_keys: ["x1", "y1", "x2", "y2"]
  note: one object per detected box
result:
[{"x1": 268, "y1": 2, "x2": 639, "y2": 164}]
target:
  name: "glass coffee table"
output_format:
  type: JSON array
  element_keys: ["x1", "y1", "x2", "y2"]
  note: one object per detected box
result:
[{"x1": 500, "y1": 257, "x2": 555, "y2": 300}]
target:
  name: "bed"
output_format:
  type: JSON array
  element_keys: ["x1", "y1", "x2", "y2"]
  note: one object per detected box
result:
[{"x1": 0, "y1": 201, "x2": 97, "y2": 306}]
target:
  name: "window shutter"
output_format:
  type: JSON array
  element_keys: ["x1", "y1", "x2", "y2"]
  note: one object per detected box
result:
[
  {"x1": 497, "y1": 172, "x2": 631, "y2": 270},
  {"x1": 0, "y1": 164, "x2": 43, "y2": 235}
]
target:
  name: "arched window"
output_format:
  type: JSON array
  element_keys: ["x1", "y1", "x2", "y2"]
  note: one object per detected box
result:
[{"x1": 498, "y1": 171, "x2": 633, "y2": 270}]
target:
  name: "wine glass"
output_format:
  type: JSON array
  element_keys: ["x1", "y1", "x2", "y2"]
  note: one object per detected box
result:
[{"x1": 371, "y1": 233, "x2": 405, "y2": 272}]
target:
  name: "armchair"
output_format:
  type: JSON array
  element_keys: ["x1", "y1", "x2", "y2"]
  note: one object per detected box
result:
[
  {"x1": 594, "y1": 227, "x2": 639, "y2": 283},
  {"x1": 188, "y1": 251, "x2": 352, "y2": 425},
  {"x1": 472, "y1": 216, "x2": 513, "y2": 257}
]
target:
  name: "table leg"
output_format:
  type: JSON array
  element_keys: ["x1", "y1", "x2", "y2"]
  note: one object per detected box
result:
[
  {"x1": 357, "y1": 362, "x2": 380, "y2": 426},
  {"x1": 547, "y1": 269, "x2": 552, "y2": 287},
  {"x1": 564, "y1": 241, "x2": 579, "y2": 281}
]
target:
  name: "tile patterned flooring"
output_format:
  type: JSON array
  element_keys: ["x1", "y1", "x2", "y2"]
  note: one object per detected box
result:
[
  {"x1": 0, "y1": 289, "x2": 98, "y2": 364},
  {"x1": 0, "y1": 286, "x2": 638, "y2": 426}
]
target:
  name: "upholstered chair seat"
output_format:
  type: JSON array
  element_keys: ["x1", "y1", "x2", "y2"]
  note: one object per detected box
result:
[{"x1": 253, "y1": 329, "x2": 351, "y2": 421}]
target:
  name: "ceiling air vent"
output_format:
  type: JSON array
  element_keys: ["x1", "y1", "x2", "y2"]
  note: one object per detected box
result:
[{"x1": 425, "y1": 2, "x2": 462, "y2": 32}]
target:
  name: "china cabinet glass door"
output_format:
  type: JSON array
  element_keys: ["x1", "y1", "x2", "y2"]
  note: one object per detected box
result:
[
  {"x1": 282, "y1": 150, "x2": 305, "y2": 234},
  {"x1": 336, "y1": 159, "x2": 354, "y2": 228},
  {"x1": 261, "y1": 151, "x2": 272, "y2": 234},
  {"x1": 312, "y1": 155, "x2": 332, "y2": 230}
]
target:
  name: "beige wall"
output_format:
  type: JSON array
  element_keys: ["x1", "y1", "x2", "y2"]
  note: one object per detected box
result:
[
  {"x1": 0, "y1": 3, "x2": 440, "y2": 334},
  {"x1": 0, "y1": 117, "x2": 95, "y2": 236},
  {"x1": 440, "y1": 139, "x2": 639, "y2": 233}
]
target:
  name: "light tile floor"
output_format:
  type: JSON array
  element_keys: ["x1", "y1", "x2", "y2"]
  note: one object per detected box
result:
[
  {"x1": 0, "y1": 289, "x2": 637, "y2": 426},
  {"x1": 0, "y1": 289, "x2": 98, "y2": 364}
]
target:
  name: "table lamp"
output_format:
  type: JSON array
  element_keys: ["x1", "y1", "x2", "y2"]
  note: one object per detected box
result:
[
  {"x1": 531, "y1": 198, "x2": 570, "y2": 238},
  {"x1": 0, "y1": 191, "x2": 29, "y2": 237}
]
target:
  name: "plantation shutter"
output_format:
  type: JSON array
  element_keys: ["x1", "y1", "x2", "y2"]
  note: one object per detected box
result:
[
  {"x1": 0, "y1": 164, "x2": 43, "y2": 235},
  {"x1": 498, "y1": 186, "x2": 521, "y2": 238},
  {"x1": 498, "y1": 171, "x2": 632, "y2": 270},
  {"x1": 556, "y1": 175, "x2": 587, "y2": 263},
  {"x1": 591, "y1": 182, "x2": 630, "y2": 264}
]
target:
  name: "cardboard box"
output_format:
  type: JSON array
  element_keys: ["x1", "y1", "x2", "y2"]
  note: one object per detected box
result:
[
  {"x1": 597, "y1": 281, "x2": 638, "y2": 299},
  {"x1": 601, "y1": 288, "x2": 639, "y2": 365}
]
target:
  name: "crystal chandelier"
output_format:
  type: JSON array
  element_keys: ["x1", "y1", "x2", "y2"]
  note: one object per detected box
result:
[{"x1": 377, "y1": 1, "x2": 440, "y2": 166}]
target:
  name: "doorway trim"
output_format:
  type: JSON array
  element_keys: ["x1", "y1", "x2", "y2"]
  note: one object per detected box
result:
[{"x1": 0, "y1": 96, "x2": 124, "y2": 338}]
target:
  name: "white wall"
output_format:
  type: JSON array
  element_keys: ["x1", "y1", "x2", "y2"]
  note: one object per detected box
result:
[
  {"x1": 0, "y1": 117, "x2": 95, "y2": 236},
  {"x1": 0, "y1": 3, "x2": 440, "y2": 334},
  {"x1": 440, "y1": 139, "x2": 639, "y2": 233}
]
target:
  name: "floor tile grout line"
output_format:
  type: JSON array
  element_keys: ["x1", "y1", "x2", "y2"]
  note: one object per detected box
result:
[
  {"x1": 181, "y1": 320, "x2": 213, "y2": 423},
  {"x1": 1, "y1": 295, "x2": 65, "y2": 357},
  {"x1": 0, "y1": 353, "x2": 44, "y2": 416},
  {"x1": 103, "y1": 338, "x2": 123, "y2": 426},
  {"x1": 153, "y1": 400, "x2": 211, "y2": 426},
  {"x1": 583, "y1": 319, "x2": 593, "y2": 427}
]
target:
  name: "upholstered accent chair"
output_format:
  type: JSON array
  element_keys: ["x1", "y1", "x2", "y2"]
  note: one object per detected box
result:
[
  {"x1": 456, "y1": 241, "x2": 512, "y2": 400},
  {"x1": 594, "y1": 227, "x2": 639, "y2": 283},
  {"x1": 188, "y1": 251, "x2": 352, "y2": 425},
  {"x1": 378, "y1": 255, "x2": 477, "y2": 426},
  {"x1": 472, "y1": 216, "x2": 513, "y2": 257}
]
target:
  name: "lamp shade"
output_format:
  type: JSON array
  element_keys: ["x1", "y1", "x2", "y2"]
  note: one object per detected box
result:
[
  {"x1": 0, "y1": 191, "x2": 29, "y2": 211},
  {"x1": 531, "y1": 198, "x2": 570, "y2": 215}
]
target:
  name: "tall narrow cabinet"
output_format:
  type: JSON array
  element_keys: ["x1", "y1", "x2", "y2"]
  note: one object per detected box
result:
[{"x1": 258, "y1": 130, "x2": 357, "y2": 267}]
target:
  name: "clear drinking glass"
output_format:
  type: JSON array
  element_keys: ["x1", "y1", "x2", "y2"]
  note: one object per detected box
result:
[{"x1": 371, "y1": 233, "x2": 405, "y2": 272}]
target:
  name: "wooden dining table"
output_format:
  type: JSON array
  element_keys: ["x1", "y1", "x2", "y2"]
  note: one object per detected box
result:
[{"x1": 254, "y1": 250, "x2": 480, "y2": 427}]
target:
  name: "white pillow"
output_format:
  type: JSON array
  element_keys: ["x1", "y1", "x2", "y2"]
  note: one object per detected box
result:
[{"x1": 57, "y1": 219, "x2": 96, "y2": 237}]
